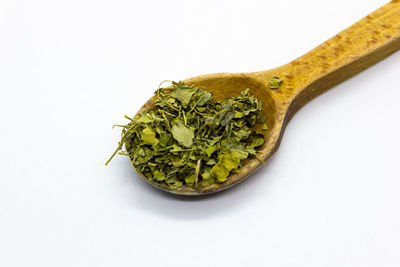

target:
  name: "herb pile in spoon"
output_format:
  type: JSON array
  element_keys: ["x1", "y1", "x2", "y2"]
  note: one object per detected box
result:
[{"x1": 106, "y1": 81, "x2": 266, "y2": 190}]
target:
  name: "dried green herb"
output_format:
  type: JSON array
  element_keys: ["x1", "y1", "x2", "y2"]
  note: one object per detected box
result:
[
  {"x1": 106, "y1": 81, "x2": 267, "y2": 190},
  {"x1": 268, "y1": 76, "x2": 283, "y2": 89}
]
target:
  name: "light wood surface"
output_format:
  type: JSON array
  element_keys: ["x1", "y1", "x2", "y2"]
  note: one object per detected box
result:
[{"x1": 136, "y1": 0, "x2": 400, "y2": 195}]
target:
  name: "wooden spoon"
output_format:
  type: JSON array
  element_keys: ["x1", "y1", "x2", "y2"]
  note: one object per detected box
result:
[{"x1": 134, "y1": 0, "x2": 400, "y2": 195}]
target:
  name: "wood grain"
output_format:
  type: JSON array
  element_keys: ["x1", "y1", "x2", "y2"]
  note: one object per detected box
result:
[{"x1": 135, "y1": 1, "x2": 400, "y2": 195}]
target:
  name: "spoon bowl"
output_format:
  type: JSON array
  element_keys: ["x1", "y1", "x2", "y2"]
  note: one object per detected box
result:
[
  {"x1": 135, "y1": 72, "x2": 283, "y2": 195},
  {"x1": 132, "y1": 1, "x2": 400, "y2": 195}
]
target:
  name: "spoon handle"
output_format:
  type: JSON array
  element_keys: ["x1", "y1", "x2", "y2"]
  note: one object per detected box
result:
[{"x1": 276, "y1": 0, "x2": 400, "y2": 118}]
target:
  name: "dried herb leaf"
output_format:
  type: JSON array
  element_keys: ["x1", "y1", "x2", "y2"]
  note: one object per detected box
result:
[
  {"x1": 247, "y1": 133, "x2": 265, "y2": 149},
  {"x1": 153, "y1": 170, "x2": 166, "y2": 181},
  {"x1": 141, "y1": 128, "x2": 159, "y2": 146},
  {"x1": 170, "y1": 81, "x2": 198, "y2": 107},
  {"x1": 171, "y1": 122, "x2": 195, "y2": 148},
  {"x1": 211, "y1": 152, "x2": 240, "y2": 182},
  {"x1": 159, "y1": 132, "x2": 172, "y2": 147},
  {"x1": 268, "y1": 76, "x2": 283, "y2": 89},
  {"x1": 205, "y1": 145, "x2": 218, "y2": 157}
]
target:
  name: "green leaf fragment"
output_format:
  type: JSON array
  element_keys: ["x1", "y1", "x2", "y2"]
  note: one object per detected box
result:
[
  {"x1": 159, "y1": 132, "x2": 172, "y2": 147},
  {"x1": 166, "y1": 177, "x2": 183, "y2": 189},
  {"x1": 171, "y1": 122, "x2": 195, "y2": 148},
  {"x1": 234, "y1": 111, "x2": 243, "y2": 118},
  {"x1": 141, "y1": 128, "x2": 159, "y2": 146},
  {"x1": 170, "y1": 144, "x2": 185, "y2": 153},
  {"x1": 210, "y1": 152, "x2": 241, "y2": 183},
  {"x1": 153, "y1": 170, "x2": 165, "y2": 181},
  {"x1": 210, "y1": 164, "x2": 230, "y2": 183},
  {"x1": 185, "y1": 175, "x2": 195, "y2": 186},
  {"x1": 170, "y1": 82, "x2": 198, "y2": 107},
  {"x1": 135, "y1": 113, "x2": 153, "y2": 124},
  {"x1": 221, "y1": 111, "x2": 235, "y2": 126},
  {"x1": 230, "y1": 148, "x2": 248, "y2": 160},
  {"x1": 248, "y1": 134, "x2": 265, "y2": 148},
  {"x1": 201, "y1": 169, "x2": 212, "y2": 180},
  {"x1": 199, "y1": 177, "x2": 216, "y2": 187},
  {"x1": 206, "y1": 159, "x2": 217, "y2": 165},
  {"x1": 258, "y1": 116, "x2": 266, "y2": 123},
  {"x1": 268, "y1": 76, "x2": 283, "y2": 89},
  {"x1": 197, "y1": 91, "x2": 212, "y2": 106},
  {"x1": 134, "y1": 147, "x2": 154, "y2": 164},
  {"x1": 234, "y1": 129, "x2": 251, "y2": 140},
  {"x1": 205, "y1": 145, "x2": 218, "y2": 157}
]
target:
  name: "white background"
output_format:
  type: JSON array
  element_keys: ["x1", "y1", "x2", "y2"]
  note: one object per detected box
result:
[{"x1": 1, "y1": 0, "x2": 399, "y2": 266}]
